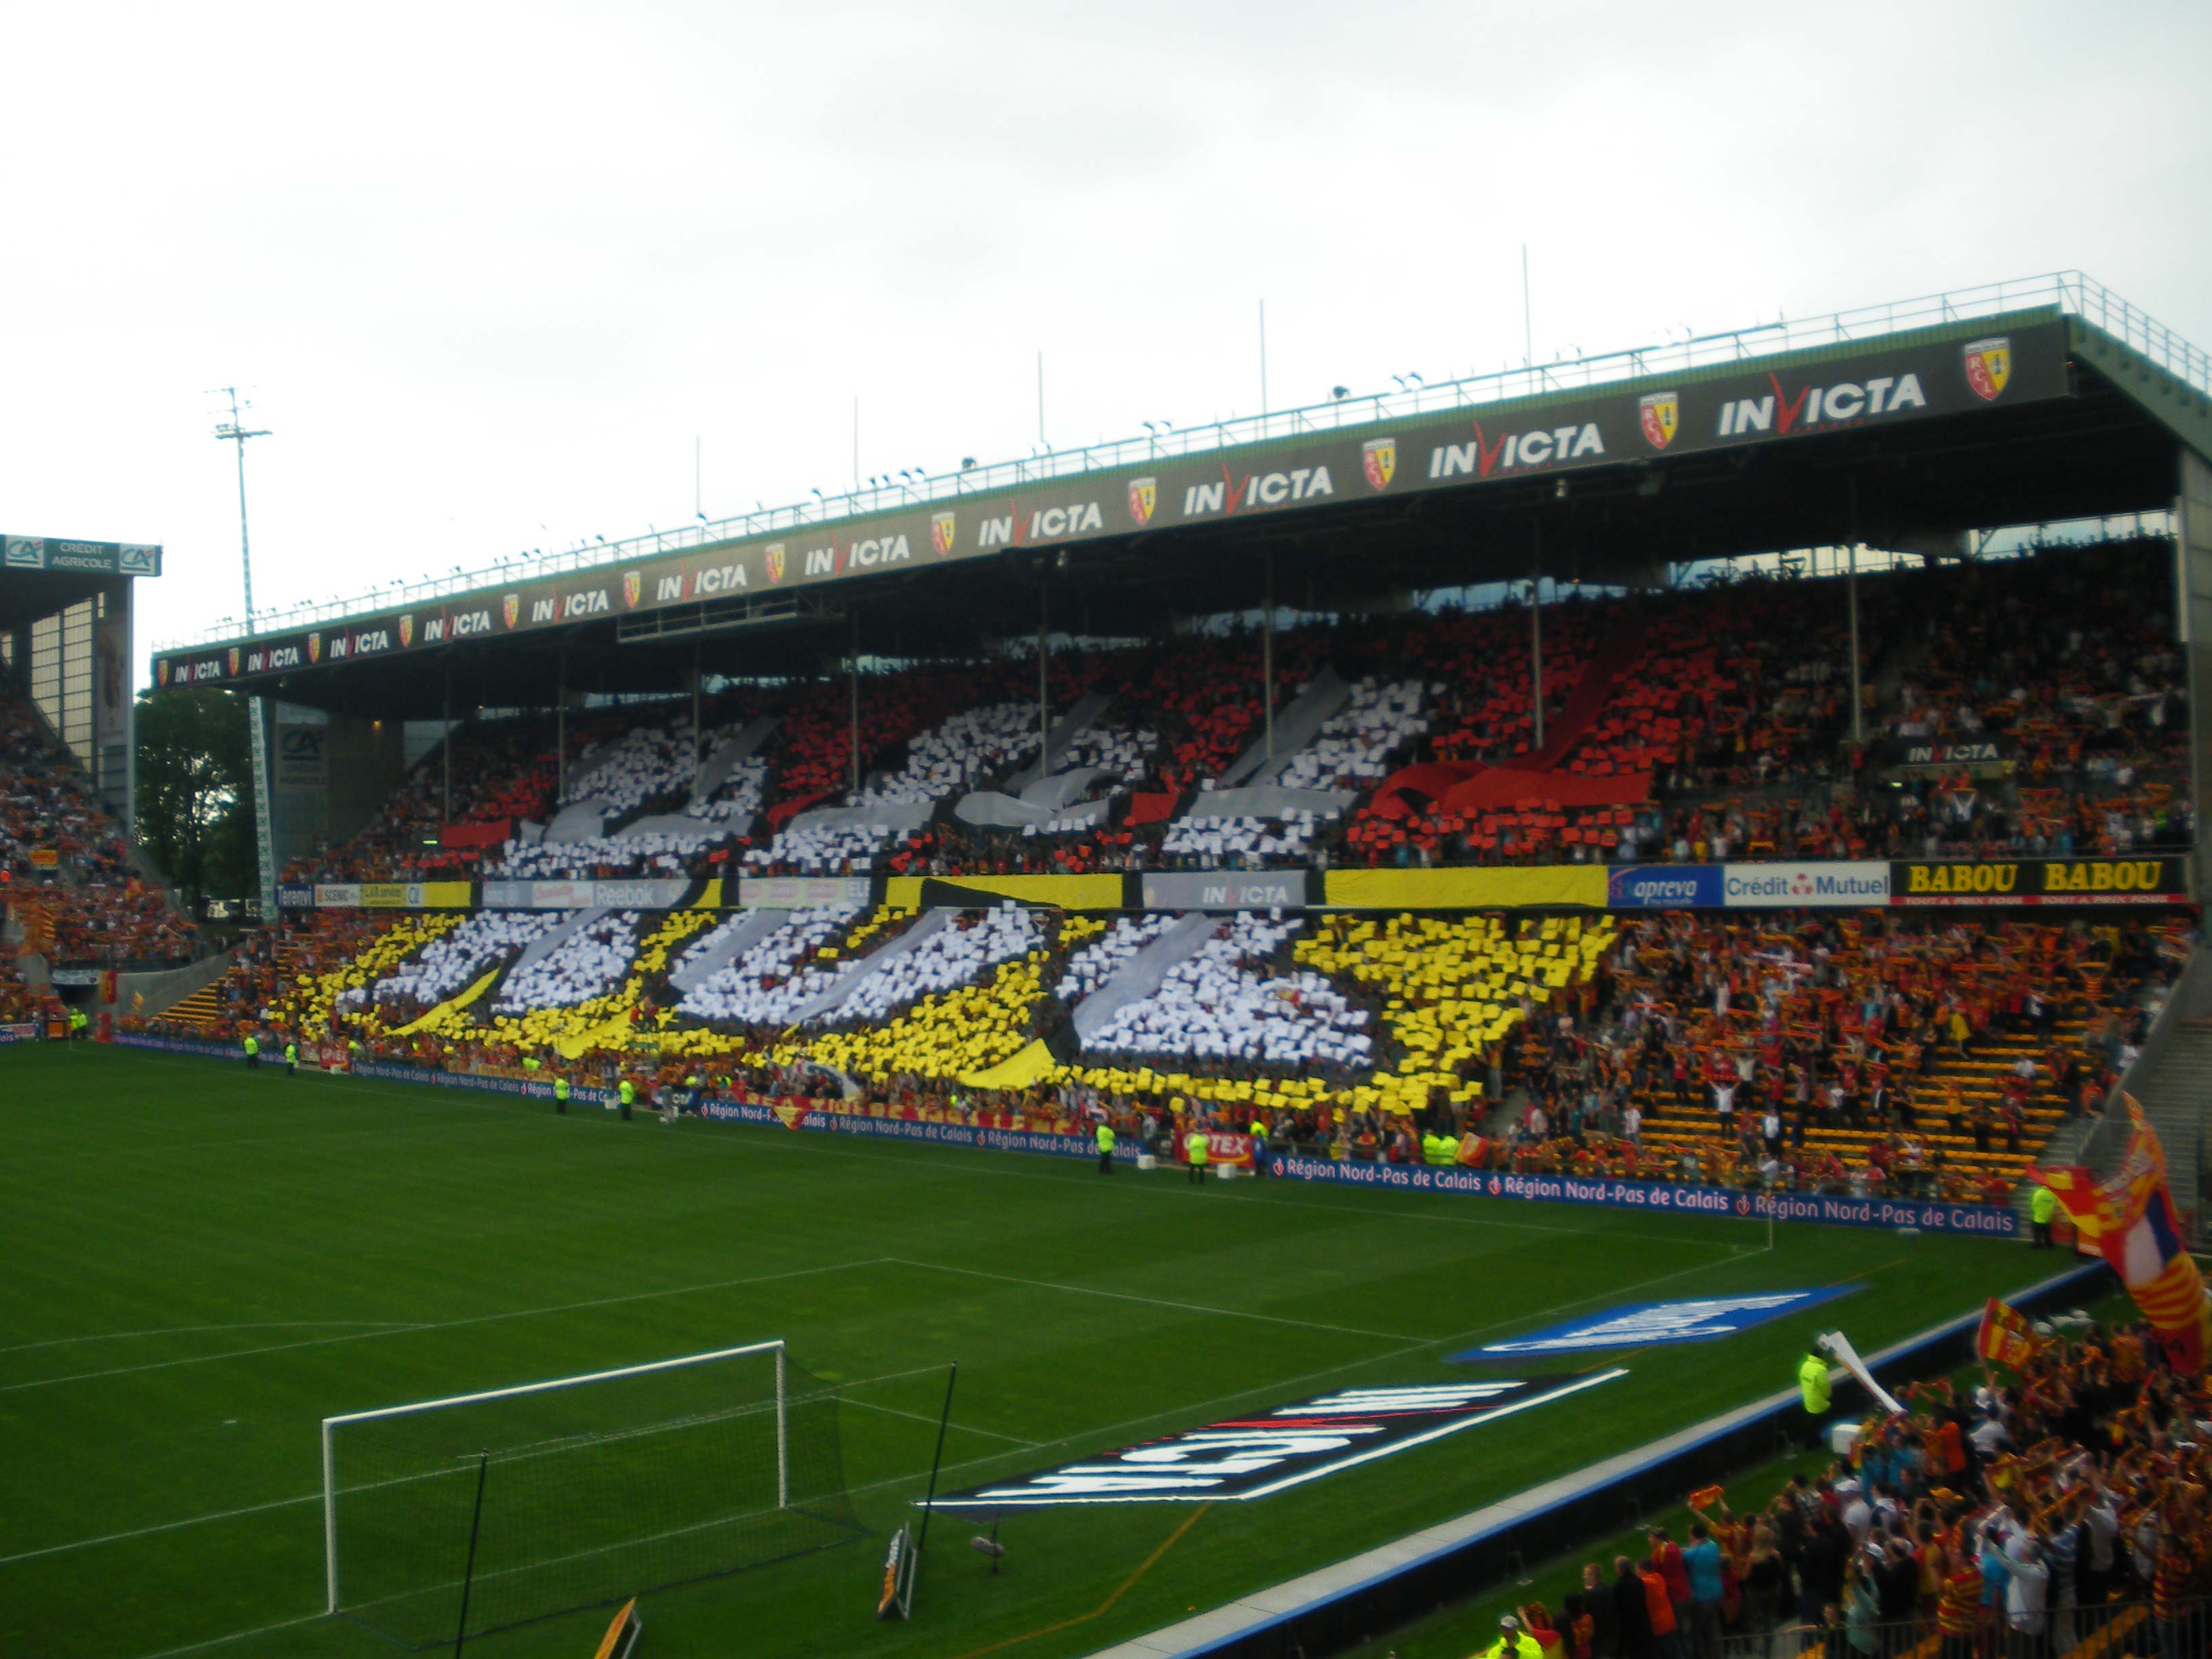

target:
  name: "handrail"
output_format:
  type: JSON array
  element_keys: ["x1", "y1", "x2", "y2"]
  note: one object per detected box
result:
[{"x1": 156, "y1": 270, "x2": 2209, "y2": 653}]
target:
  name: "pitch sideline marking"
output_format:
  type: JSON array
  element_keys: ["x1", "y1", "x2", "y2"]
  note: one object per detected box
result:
[
  {"x1": 944, "y1": 1502, "x2": 1214, "y2": 1659},
  {"x1": 886, "y1": 1258, "x2": 1428, "y2": 1343}
]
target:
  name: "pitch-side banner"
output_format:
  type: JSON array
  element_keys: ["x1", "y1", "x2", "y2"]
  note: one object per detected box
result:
[
  {"x1": 1889, "y1": 855, "x2": 2189, "y2": 905},
  {"x1": 1723, "y1": 861, "x2": 1890, "y2": 907},
  {"x1": 311, "y1": 881, "x2": 474, "y2": 909},
  {"x1": 1264, "y1": 1155, "x2": 2020, "y2": 1237},
  {"x1": 1140, "y1": 872, "x2": 1310, "y2": 910},
  {"x1": 928, "y1": 1373, "x2": 1623, "y2": 1511},
  {"x1": 153, "y1": 319, "x2": 2070, "y2": 689}
]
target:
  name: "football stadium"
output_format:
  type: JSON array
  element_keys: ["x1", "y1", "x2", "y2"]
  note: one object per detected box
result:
[{"x1": 7, "y1": 266, "x2": 2212, "y2": 1659}]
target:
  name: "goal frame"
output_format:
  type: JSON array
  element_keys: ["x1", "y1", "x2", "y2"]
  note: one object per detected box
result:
[{"x1": 320, "y1": 1338, "x2": 787, "y2": 1616}]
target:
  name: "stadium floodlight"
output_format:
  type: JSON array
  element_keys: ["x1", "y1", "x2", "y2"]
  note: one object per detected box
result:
[
  {"x1": 1331, "y1": 386, "x2": 1349, "y2": 400},
  {"x1": 321, "y1": 1339, "x2": 861, "y2": 1649}
]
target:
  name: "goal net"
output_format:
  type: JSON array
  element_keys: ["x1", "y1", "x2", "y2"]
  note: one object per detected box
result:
[{"x1": 323, "y1": 1340, "x2": 863, "y2": 1648}]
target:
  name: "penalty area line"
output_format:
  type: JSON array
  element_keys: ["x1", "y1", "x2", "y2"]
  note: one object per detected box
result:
[
  {"x1": 0, "y1": 1258, "x2": 886, "y2": 1395},
  {"x1": 127, "y1": 1610, "x2": 325, "y2": 1659}
]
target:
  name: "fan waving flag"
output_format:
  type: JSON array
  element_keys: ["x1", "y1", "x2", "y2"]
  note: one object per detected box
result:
[
  {"x1": 1975, "y1": 1298, "x2": 2039, "y2": 1369},
  {"x1": 2032, "y1": 1097, "x2": 2211, "y2": 1373}
]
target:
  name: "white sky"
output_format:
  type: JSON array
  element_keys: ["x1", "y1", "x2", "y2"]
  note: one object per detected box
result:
[{"x1": 3, "y1": 1, "x2": 2207, "y2": 678}]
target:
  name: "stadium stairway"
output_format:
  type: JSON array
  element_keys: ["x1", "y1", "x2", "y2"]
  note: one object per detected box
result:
[
  {"x1": 2106, "y1": 1021, "x2": 2212, "y2": 1212},
  {"x1": 159, "y1": 978, "x2": 226, "y2": 1029},
  {"x1": 1635, "y1": 1016, "x2": 2096, "y2": 1187}
]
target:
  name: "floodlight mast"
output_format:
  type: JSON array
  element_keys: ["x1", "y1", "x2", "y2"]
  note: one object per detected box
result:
[
  {"x1": 213, "y1": 386, "x2": 276, "y2": 922},
  {"x1": 212, "y1": 386, "x2": 270, "y2": 623}
]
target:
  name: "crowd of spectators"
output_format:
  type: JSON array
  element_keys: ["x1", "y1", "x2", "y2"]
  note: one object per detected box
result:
[
  {"x1": 261, "y1": 541, "x2": 2190, "y2": 888},
  {"x1": 0, "y1": 685, "x2": 196, "y2": 968},
  {"x1": 1547, "y1": 1315, "x2": 2207, "y2": 1659},
  {"x1": 1488, "y1": 911, "x2": 2183, "y2": 1200}
]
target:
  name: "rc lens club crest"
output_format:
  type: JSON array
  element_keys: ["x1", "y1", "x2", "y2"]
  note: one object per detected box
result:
[
  {"x1": 1128, "y1": 477, "x2": 1157, "y2": 526},
  {"x1": 1639, "y1": 391, "x2": 1679, "y2": 450},
  {"x1": 1963, "y1": 337, "x2": 2011, "y2": 401},
  {"x1": 764, "y1": 542, "x2": 786, "y2": 584},
  {"x1": 930, "y1": 511, "x2": 957, "y2": 556},
  {"x1": 1361, "y1": 438, "x2": 1395, "y2": 490}
]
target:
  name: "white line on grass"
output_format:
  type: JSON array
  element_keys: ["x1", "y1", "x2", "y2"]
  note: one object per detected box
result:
[
  {"x1": 129, "y1": 1612, "x2": 326, "y2": 1659},
  {"x1": 0, "y1": 1258, "x2": 886, "y2": 1396},
  {"x1": 0, "y1": 1490, "x2": 328, "y2": 1568},
  {"x1": 0, "y1": 1320, "x2": 424, "y2": 1357},
  {"x1": 886, "y1": 1258, "x2": 1427, "y2": 1343},
  {"x1": 840, "y1": 1395, "x2": 1043, "y2": 1447}
]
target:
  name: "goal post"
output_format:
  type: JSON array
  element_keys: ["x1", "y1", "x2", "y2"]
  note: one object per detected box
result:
[{"x1": 322, "y1": 1338, "x2": 862, "y2": 1649}]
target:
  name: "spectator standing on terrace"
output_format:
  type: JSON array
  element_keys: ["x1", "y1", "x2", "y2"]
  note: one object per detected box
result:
[
  {"x1": 1649, "y1": 1527, "x2": 1692, "y2": 1643},
  {"x1": 1999, "y1": 1532, "x2": 2049, "y2": 1659},
  {"x1": 1679, "y1": 1521, "x2": 1723, "y2": 1659},
  {"x1": 1610, "y1": 1555, "x2": 1653, "y2": 1659}
]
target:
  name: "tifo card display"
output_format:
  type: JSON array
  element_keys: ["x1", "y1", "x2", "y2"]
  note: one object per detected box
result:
[
  {"x1": 928, "y1": 1373, "x2": 1623, "y2": 1511},
  {"x1": 1456, "y1": 1288, "x2": 1861, "y2": 1359}
]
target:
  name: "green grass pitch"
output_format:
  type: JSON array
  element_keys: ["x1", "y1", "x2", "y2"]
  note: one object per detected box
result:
[{"x1": 1, "y1": 1046, "x2": 2050, "y2": 1659}]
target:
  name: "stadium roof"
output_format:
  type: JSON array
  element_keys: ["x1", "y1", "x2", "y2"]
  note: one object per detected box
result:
[{"x1": 152, "y1": 272, "x2": 2212, "y2": 719}]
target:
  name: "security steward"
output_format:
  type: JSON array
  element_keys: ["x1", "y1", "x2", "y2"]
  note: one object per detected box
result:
[
  {"x1": 618, "y1": 1076, "x2": 636, "y2": 1121},
  {"x1": 554, "y1": 1074, "x2": 571, "y2": 1115},
  {"x1": 1248, "y1": 1117, "x2": 1267, "y2": 1179},
  {"x1": 1798, "y1": 1349, "x2": 1832, "y2": 1418},
  {"x1": 1185, "y1": 1126, "x2": 1210, "y2": 1185},
  {"x1": 284, "y1": 1039, "x2": 299, "y2": 1077},
  {"x1": 243, "y1": 1031, "x2": 260, "y2": 1070},
  {"x1": 2029, "y1": 1180, "x2": 2058, "y2": 1249},
  {"x1": 1094, "y1": 1118, "x2": 1115, "y2": 1175}
]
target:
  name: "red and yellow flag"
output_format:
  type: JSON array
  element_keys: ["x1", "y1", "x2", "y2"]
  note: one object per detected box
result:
[
  {"x1": 1975, "y1": 1298, "x2": 2039, "y2": 1369},
  {"x1": 2032, "y1": 1097, "x2": 2210, "y2": 1373}
]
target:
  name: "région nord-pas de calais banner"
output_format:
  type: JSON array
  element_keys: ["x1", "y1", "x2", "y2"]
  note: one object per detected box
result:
[{"x1": 155, "y1": 323, "x2": 2068, "y2": 690}]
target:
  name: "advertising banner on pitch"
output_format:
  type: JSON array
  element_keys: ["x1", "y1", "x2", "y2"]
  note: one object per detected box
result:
[
  {"x1": 928, "y1": 1373, "x2": 1622, "y2": 1510},
  {"x1": 1455, "y1": 1287, "x2": 1860, "y2": 1359}
]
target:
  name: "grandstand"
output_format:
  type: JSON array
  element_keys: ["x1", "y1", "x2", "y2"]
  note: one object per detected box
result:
[
  {"x1": 0, "y1": 533, "x2": 201, "y2": 1038},
  {"x1": 14, "y1": 274, "x2": 2212, "y2": 1659},
  {"x1": 118, "y1": 279, "x2": 2212, "y2": 1210}
]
